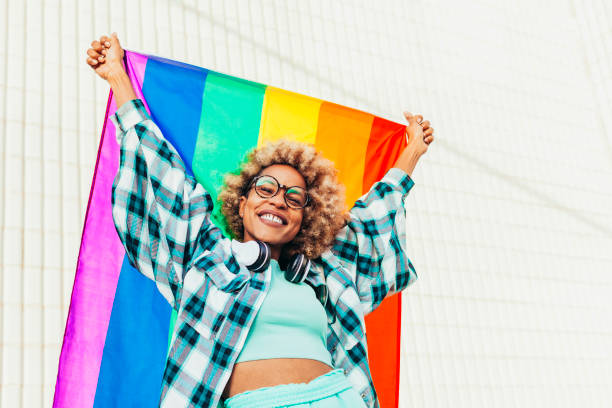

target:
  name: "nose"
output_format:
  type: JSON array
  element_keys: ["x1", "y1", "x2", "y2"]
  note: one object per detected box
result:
[{"x1": 267, "y1": 190, "x2": 287, "y2": 208}]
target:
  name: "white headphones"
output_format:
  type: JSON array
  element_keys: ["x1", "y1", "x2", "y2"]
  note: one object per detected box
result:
[{"x1": 230, "y1": 240, "x2": 311, "y2": 283}]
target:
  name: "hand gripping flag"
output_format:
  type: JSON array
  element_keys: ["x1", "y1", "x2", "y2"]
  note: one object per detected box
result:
[{"x1": 54, "y1": 51, "x2": 408, "y2": 408}]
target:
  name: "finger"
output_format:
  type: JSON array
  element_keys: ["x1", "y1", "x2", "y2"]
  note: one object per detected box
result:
[
  {"x1": 420, "y1": 120, "x2": 431, "y2": 130},
  {"x1": 100, "y1": 35, "x2": 111, "y2": 48},
  {"x1": 415, "y1": 114, "x2": 423, "y2": 124},
  {"x1": 87, "y1": 48, "x2": 100, "y2": 59},
  {"x1": 424, "y1": 128, "x2": 433, "y2": 136},
  {"x1": 86, "y1": 57, "x2": 99, "y2": 67},
  {"x1": 91, "y1": 40, "x2": 103, "y2": 52},
  {"x1": 424, "y1": 135, "x2": 434, "y2": 144}
]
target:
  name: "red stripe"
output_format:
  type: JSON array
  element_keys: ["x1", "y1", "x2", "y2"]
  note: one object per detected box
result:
[{"x1": 363, "y1": 116, "x2": 407, "y2": 408}]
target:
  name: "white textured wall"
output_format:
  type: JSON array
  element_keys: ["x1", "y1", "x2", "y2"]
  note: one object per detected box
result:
[{"x1": 1, "y1": 0, "x2": 611, "y2": 407}]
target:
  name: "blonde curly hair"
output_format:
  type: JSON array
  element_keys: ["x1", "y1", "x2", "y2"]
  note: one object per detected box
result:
[{"x1": 218, "y1": 139, "x2": 348, "y2": 260}]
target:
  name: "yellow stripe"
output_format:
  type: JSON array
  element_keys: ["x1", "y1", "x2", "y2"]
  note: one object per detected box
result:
[{"x1": 258, "y1": 87, "x2": 322, "y2": 146}]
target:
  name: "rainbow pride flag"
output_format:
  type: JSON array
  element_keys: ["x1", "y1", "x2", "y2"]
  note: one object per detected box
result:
[{"x1": 54, "y1": 51, "x2": 408, "y2": 407}]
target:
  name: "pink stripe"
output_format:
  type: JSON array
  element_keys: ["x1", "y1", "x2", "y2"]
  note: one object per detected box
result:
[
  {"x1": 53, "y1": 51, "x2": 149, "y2": 407},
  {"x1": 126, "y1": 51, "x2": 148, "y2": 95}
]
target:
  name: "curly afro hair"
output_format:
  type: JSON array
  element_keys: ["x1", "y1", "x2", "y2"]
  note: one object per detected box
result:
[{"x1": 218, "y1": 139, "x2": 348, "y2": 260}]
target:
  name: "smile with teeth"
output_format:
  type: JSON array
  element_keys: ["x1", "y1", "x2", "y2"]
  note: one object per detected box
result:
[
  {"x1": 260, "y1": 213, "x2": 284, "y2": 225},
  {"x1": 260, "y1": 213, "x2": 285, "y2": 225}
]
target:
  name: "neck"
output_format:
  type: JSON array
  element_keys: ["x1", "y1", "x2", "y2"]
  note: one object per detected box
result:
[{"x1": 269, "y1": 244, "x2": 282, "y2": 261}]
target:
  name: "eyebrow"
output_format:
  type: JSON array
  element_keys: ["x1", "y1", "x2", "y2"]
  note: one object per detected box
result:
[{"x1": 260, "y1": 174, "x2": 306, "y2": 189}]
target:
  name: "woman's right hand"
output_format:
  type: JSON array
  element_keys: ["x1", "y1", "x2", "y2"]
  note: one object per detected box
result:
[
  {"x1": 86, "y1": 33, "x2": 125, "y2": 81},
  {"x1": 86, "y1": 32, "x2": 136, "y2": 108}
]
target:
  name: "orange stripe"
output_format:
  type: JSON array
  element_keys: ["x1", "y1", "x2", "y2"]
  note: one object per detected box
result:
[{"x1": 314, "y1": 102, "x2": 373, "y2": 207}]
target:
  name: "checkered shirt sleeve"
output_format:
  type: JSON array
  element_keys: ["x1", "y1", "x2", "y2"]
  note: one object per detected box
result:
[
  {"x1": 110, "y1": 99, "x2": 218, "y2": 310},
  {"x1": 331, "y1": 168, "x2": 418, "y2": 315}
]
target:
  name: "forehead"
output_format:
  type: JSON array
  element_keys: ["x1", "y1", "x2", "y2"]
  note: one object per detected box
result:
[{"x1": 259, "y1": 164, "x2": 306, "y2": 188}]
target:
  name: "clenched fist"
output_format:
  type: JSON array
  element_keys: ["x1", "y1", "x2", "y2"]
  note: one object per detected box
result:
[
  {"x1": 86, "y1": 33, "x2": 125, "y2": 81},
  {"x1": 86, "y1": 33, "x2": 136, "y2": 108},
  {"x1": 404, "y1": 112, "x2": 434, "y2": 157}
]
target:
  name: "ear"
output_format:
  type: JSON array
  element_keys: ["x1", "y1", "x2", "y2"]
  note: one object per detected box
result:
[{"x1": 239, "y1": 196, "x2": 247, "y2": 218}]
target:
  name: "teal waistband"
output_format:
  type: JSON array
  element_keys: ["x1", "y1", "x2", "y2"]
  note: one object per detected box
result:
[{"x1": 223, "y1": 369, "x2": 353, "y2": 408}]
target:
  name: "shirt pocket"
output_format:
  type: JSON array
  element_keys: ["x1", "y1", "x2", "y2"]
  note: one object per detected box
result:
[
  {"x1": 179, "y1": 267, "x2": 237, "y2": 340},
  {"x1": 190, "y1": 249, "x2": 250, "y2": 293}
]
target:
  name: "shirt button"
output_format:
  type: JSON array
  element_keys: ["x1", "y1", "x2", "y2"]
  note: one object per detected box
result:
[
  {"x1": 343, "y1": 368, "x2": 347, "y2": 375},
  {"x1": 360, "y1": 391, "x2": 367, "y2": 400}
]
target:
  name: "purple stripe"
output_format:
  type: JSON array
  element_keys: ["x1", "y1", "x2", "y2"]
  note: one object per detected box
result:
[{"x1": 53, "y1": 51, "x2": 150, "y2": 407}]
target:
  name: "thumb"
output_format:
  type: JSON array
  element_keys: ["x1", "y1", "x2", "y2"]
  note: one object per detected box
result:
[
  {"x1": 403, "y1": 111, "x2": 415, "y2": 124},
  {"x1": 111, "y1": 32, "x2": 121, "y2": 47}
]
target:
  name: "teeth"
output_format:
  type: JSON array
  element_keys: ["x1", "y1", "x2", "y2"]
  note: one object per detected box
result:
[{"x1": 260, "y1": 213, "x2": 283, "y2": 224}]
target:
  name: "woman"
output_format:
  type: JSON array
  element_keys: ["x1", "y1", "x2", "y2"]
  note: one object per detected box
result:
[{"x1": 87, "y1": 33, "x2": 434, "y2": 408}]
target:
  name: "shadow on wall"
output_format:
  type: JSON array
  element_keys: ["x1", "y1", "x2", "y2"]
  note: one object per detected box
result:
[{"x1": 179, "y1": 1, "x2": 376, "y2": 109}]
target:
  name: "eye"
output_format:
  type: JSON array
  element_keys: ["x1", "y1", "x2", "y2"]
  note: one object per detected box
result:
[
  {"x1": 287, "y1": 196, "x2": 302, "y2": 206},
  {"x1": 259, "y1": 185, "x2": 275, "y2": 194},
  {"x1": 286, "y1": 188, "x2": 306, "y2": 207},
  {"x1": 255, "y1": 177, "x2": 278, "y2": 196}
]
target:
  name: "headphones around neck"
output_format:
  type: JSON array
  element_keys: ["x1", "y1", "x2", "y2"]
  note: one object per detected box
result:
[{"x1": 230, "y1": 240, "x2": 311, "y2": 284}]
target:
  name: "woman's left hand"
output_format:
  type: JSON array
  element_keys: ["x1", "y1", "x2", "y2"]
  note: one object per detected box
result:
[
  {"x1": 403, "y1": 112, "x2": 434, "y2": 157},
  {"x1": 391, "y1": 112, "x2": 434, "y2": 176}
]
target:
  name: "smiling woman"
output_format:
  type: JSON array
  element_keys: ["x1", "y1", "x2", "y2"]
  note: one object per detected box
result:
[
  {"x1": 221, "y1": 140, "x2": 348, "y2": 263},
  {"x1": 86, "y1": 32, "x2": 433, "y2": 408}
]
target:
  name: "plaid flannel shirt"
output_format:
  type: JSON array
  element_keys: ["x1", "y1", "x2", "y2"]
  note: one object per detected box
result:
[{"x1": 110, "y1": 99, "x2": 418, "y2": 408}]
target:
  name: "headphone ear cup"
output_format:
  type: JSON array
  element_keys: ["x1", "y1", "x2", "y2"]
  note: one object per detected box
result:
[
  {"x1": 249, "y1": 241, "x2": 271, "y2": 273},
  {"x1": 284, "y1": 253, "x2": 310, "y2": 284}
]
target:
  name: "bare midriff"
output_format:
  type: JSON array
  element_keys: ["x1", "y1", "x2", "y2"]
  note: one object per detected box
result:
[{"x1": 222, "y1": 358, "x2": 334, "y2": 399}]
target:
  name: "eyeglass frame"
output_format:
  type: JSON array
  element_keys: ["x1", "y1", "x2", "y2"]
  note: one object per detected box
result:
[{"x1": 245, "y1": 175, "x2": 311, "y2": 209}]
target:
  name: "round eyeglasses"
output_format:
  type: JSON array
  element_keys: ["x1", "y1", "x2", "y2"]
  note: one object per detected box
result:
[{"x1": 247, "y1": 175, "x2": 310, "y2": 209}]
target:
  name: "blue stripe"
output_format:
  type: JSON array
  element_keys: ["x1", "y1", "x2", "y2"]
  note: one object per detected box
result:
[
  {"x1": 93, "y1": 257, "x2": 171, "y2": 407},
  {"x1": 142, "y1": 55, "x2": 209, "y2": 175}
]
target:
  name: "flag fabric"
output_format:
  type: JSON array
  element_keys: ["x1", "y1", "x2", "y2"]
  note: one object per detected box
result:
[{"x1": 54, "y1": 51, "x2": 408, "y2": 408}]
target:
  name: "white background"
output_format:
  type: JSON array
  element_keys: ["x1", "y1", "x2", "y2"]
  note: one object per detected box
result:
[{"x1": 1, "y1": 0, "x2": 611, "y2": 407}]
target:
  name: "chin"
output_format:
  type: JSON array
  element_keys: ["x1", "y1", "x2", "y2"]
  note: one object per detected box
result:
[
  {"x1": 245, "y1": 223, "x2": 296, "y2": 247},
  {"x1": 252, "y1": 232, "x2": 290, "y2": 247}
]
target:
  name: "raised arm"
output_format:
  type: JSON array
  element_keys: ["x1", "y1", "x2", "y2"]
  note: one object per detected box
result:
[
  {"x1": 87, "y1": 34, "x2": 223, "y2": 309},
  {"x1": 329, "y1": 112, "x2": 434, "y2": 315}
]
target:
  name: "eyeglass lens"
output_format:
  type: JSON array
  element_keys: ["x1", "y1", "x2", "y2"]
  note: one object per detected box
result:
[{"x1": 254, "y1": 176, "x2": 308, "y2": 208}]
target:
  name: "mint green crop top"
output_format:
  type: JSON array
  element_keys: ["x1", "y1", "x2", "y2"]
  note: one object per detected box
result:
[{"x1": 235, "y1": 260, "x2": 332, "y2": 367}]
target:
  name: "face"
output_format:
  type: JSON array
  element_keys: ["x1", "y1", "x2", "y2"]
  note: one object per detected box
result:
[{"x1": 239, "y1": 164, "x2": 306, "y2": 253}]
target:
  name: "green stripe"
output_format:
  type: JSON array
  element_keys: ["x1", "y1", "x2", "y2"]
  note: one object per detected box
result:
[
  {"x1": 193, "y1": 72, "x2": 267, "y2": 235},
  {"x1": 167, "y1": 73, "x2": 265, "y2": 351},
  {"x1": 167, "y1": 309, "x2": 177, "y2": 355}
]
